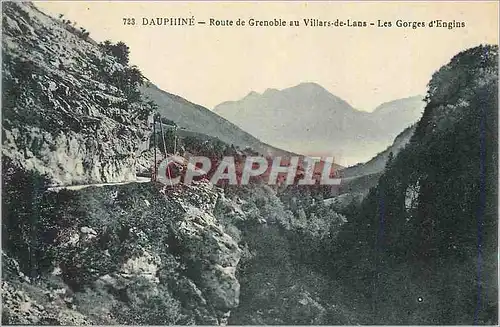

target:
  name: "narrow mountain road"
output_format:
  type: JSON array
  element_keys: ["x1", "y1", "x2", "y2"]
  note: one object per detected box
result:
[{"x1": 46, "y1": 177, "x2": 152, "y2": 192}]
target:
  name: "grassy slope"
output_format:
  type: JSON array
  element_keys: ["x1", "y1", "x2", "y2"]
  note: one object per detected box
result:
[{"x1": 140, "y1": 83, "x2": 295, "y2": 157}]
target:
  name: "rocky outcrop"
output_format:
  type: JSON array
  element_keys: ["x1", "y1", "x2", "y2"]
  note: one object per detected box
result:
[
  {"x1": 2, "y1": 2, "x2": 152, "y2": 186},
  {"x1": 2, "y1": 177, "x2": 242, "y2": 325},
  {"x1": 2, "y1": 252, "x2": 92, "y2": 325},
  {"x1": 165, "y1": 181, "x2": 241, "y2": 322},
  {"x1": 2, "y1": 280, "x2": 91, "y2": 325}
]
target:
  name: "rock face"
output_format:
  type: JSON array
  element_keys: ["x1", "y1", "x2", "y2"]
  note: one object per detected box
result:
[
  {"x1": 166, "y1": 182, "x2": 242, "y2": 319},
  {"x1": 2, "y1": 280, "x2": 91, "y2": 326},
  {"x1": 2, "y1": 2, "x2": 152, "y2": 186},
  {"x1": 2, "y1": 179, "x2": 242, "y2": 325}
]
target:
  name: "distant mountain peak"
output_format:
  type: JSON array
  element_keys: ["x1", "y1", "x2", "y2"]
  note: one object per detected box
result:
[
  {"x1": 243, "y1": 83, "x2": 329, "y2": 99},
  {"x1": 245, "y1": 91, "x2": 260, "y2": 98},
  {"x1": 296, "y1": 81, "x2": 326, "y2": 89},
  {"x1": 374, "y1": 95, "x2": 424, "y2": 109},
  {"x1": 372, "y1": 95, "x2": 425, "y2": 115},
  {"x1": 287, "y1": 82, "x2": 331, "y2": 94},
  {"x1": 214, "y1": 85, "x2": 426, "y2": 165}
]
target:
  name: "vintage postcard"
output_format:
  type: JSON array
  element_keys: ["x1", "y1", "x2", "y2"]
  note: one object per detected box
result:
[{"x1": 1, "y1": 0, "x2": 498, "y2": 325}]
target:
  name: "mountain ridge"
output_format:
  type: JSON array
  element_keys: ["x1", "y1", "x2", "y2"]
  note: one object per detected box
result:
[
  {"x1": 214, "y1": 83, "x2": 423, "y2": 114},
  {"x1": 215, "y1": 82, "x2": 359, "y2": 114},
  {"x1": 140, "y1": 82, "x2": 297, "y2": 158},
  {"x1": 372, "y1": 95, "x2": 424, "y2": 114},
  {"x1": 213, "y1": 83, "x2": 425, "y2": 166}
]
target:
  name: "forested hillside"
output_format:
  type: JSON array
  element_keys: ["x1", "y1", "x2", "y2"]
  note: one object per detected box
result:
[
  {"x1": 140, "y1": 83, "x2": 294, "y2": 157},
  {"x1": 1, "y1": 2, "x2": 497, "y2": 325},
  {"x1": 327, "y1": 45, "x2": 498, "y2": 325}
]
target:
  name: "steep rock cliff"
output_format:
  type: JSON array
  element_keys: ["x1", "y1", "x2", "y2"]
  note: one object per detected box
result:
[{"x1": 2, "y1": 2, "x2": 152, "y2": 186}]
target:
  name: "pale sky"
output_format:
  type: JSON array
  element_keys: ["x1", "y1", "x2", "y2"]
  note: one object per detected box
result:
[{"x1": 35, "y1": 1, "x2": 498, "y2": 112}]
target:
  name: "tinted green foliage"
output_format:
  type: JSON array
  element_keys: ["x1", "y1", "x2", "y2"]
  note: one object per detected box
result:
[
  {"x1": 330, "y1": 45, "x2": 498, "y2": 324},
  {"x1": 96, "y1": 40, "x2": 145, "y2": 102},
  {"x1": 223, "y1": 184, "x2": 356, "y2": 325},
  {"x1": 1, "y1": 165, "x2": 190, "y2": 324},
  {"x1": 100, "y1": 40, "x2": 130, "y2": 66},
  {"x1": 2, "y1": 158, "x2": 50, "y2": 278}
]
